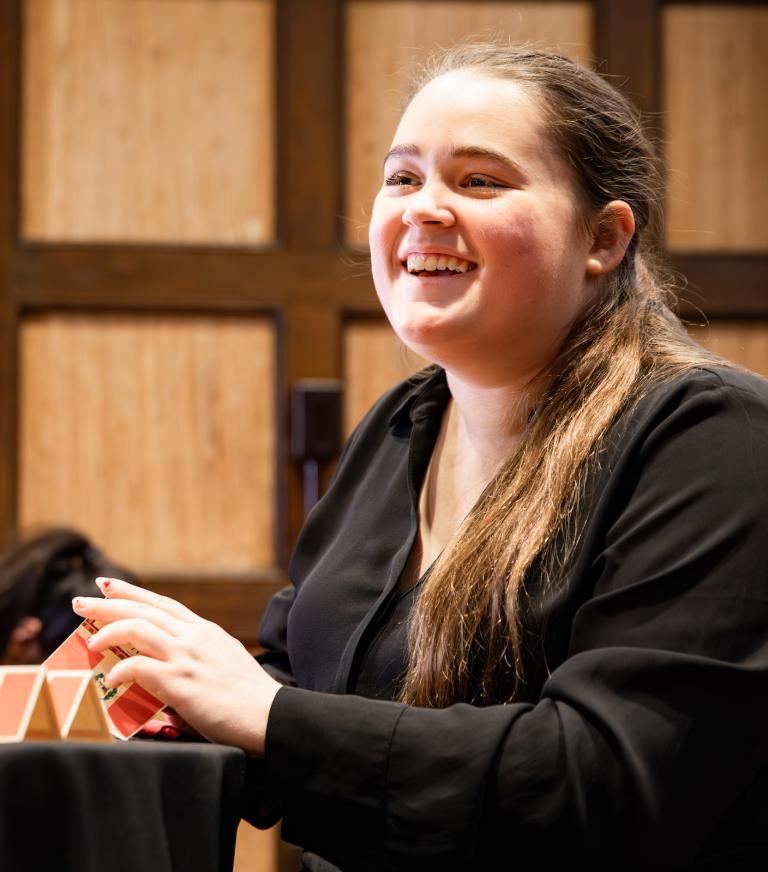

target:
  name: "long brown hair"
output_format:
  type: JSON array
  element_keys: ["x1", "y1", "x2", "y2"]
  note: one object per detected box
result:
[{"x1": 398, "y1": 42, "x2": 725, "y2": 708}]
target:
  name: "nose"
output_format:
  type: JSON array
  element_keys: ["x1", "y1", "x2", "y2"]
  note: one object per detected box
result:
[{"x1": 402, "y1": 181, "x2": 455, "y2": 228}]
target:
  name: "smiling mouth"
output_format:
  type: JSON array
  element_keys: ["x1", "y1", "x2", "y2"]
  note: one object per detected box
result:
[{"x1": 404, "y1": 253, "x2": 478, "y2": 276}]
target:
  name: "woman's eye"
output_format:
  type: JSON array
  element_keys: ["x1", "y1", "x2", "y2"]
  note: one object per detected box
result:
[
  {"x1": 384, "y1": 172, "x2": 418, "y2": 187},
  {"x1": 466, "y1": 176, "x2": 505, "y2": 189}
]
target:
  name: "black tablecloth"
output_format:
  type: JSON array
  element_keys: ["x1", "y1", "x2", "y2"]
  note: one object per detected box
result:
[{"x1": 0, "y1": 739, "x2": 247, "y2": 872}]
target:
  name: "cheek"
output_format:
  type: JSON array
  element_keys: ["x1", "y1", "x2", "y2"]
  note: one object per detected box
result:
[
  {"x1": 369, "y1": 201, "x2": 401, "y2": 284},
  {"x1": 368, "y1": 195, "x2": 400, "y2": 251},
  {"x1": 472, "y1": 230, "x2": 538, "y2": 302},
  {"x1": 476, "y1": 208, "x2": 541, "y2": 260},
  {"x1": 482, "y1": 208, "x2": 583, "y2": 282}
]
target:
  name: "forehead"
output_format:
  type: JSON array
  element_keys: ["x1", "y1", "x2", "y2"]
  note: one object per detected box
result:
[{"x1": 393, "y1": 70, "x2": 553, "y2": 162}]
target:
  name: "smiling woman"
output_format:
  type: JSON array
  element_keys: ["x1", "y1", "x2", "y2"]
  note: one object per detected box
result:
[
  {"x1": 370, "y1": 69, "x2": 629, "y2": 389},
  {"x1": 73, "y1": 42, "x2": 768, "y2": 872}
]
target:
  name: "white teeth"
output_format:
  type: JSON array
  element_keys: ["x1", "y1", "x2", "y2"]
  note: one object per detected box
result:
[{"x1": 405, "y1": 253, "x2": 475, "y2": 274}]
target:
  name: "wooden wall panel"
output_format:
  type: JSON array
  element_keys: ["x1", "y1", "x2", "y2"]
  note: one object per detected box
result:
[
  {"x1": 690, "y1": 320, "x2": 768, "y2": 379},
  {"x1": 22, "y1": 0, "x2": 275, "y2": 244},
  {"x1": 344, "y1": 320, "x2": 427, "y2": 433},
  {"x1": 232, "y1": 821, "x2": 302, "y2": 872},
  {"x1": 233, "y1": 822, "x2": 278, "y2": 872},
  {"x1": 18, "y1": 313, "x2": 275, "y2": 573},
  {"x1": 345, "y1": 320, "x2": 768, "y2": 439},
  {"x1": 664, "y1": 6, "x2": 768, "y2": 252},
  {"x1": 344, "y1": 1, "x2": 593, "y2": 247}
]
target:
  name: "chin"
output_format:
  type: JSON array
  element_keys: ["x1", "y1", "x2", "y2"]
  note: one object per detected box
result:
[
  {"x1": 392, "y1": 309, "x2": 445, "y2": 341},
  {"x1": 391, "y1": 321, "x2": 463, "y2": 367}
]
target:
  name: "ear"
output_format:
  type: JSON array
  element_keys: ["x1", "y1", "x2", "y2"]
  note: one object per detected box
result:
[{"x1": 585, "y1": 200, "x2": 636, "y2": 277}]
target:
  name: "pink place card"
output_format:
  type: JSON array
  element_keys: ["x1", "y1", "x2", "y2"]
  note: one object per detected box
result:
[
  {"x1": 44, "y1": 619, "x2": 166, "y2": 740},
  {"x1": 0, "y1": 667, "x2": 58, "y2": 742},
  {"x1": 47, "y1": 670, "x2": 112, "y2": 742}
]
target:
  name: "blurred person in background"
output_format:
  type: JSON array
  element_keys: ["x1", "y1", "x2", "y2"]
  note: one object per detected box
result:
[{"x1": 0, "y1": 527, "x2": 135, "y2": 664}]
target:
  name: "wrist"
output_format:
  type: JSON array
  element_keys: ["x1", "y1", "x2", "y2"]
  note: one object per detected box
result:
[{"x1": 244, "y1": 678, "x2": 283, "y2": 758}]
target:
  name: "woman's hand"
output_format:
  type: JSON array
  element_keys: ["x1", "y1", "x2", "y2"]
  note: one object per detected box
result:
[{"x1": 72, "y1": 577, "x2": 282, "y2": 756}]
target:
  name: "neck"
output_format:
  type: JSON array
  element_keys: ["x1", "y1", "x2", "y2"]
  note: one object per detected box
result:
[{"x1": 444, "y1": 369, "x2": 544, "y2": 466}]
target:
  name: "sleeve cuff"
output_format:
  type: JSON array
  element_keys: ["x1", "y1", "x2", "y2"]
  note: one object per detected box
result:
[{"x1": 264, "y1": 686, "x2": 406, "y2": 867}]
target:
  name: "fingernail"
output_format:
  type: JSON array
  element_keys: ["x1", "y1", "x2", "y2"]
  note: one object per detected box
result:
[
  {"x1": 95, "y1": 577, "x2": 113, "y2": 592},
  {"x1": 72, "y1": 597, "x2": 82, "y2": 609},
  {"x1": 86, "y1": 635, "x2": 93, "y2": 646}
]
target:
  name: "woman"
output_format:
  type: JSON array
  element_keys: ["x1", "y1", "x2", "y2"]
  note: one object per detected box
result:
[{"x1": 73, "y1": 43, "x2": 768, "y2": 870}]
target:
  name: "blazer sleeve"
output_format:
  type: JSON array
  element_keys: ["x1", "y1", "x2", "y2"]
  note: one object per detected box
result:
[{"x1": 261, "y1": 373, "x2": 768, "y2": 871}]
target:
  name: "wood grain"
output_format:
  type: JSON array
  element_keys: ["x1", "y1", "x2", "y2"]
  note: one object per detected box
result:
[
  {"x1": 344, "y1": 318, "x2": 768, "y2": 438},
  {"x1": 344, "y1": 1, "x2": 593, "y2": 246},
  {"x1": 594, "y1": 0, "x2": 659, "y2": 115},
  {"x1": 0, "y1": 0, "x2": 21, "y2": 549},
  {"x1": 283, "y1": 302, "x2": 342, "y2": 556},
  {"x1": 231, "y1": 820, "x2": 304, "y2": 872},
  {"x1": 233, "y1": 821, "x2": 278, "y2": 872},
  {"x1": 689, "y1": 320, "x2": 768, "y2": 378},
  {"x1": 22, "y1": 0, "x2": 275, "y2": 243},
  {"x1": 664, "y1": 5, "x2": 768, "y2": 252},
  {"x1": 277, "y1": 0, "x2": 342, "y2": 249},
  {"x1": 18, "y1": 313, "x2": 276, "y2": 573},
  {"x1": 344, "y1": 319, "x2": 427, "y2": 434}
]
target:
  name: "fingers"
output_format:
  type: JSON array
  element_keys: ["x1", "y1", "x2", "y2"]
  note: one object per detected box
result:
[
  {"x1": 86, "y1": 617, "x2": 174, "y2": 661},
  {"x1": 94, "y1": 577, "x2": 199, "y2": 623},
  {"x1": 73, "y1": 595, "x2": 182, "y2": 637},
  {"x1": 105, "y1": 653, "x2": 170, "y2": 693}
]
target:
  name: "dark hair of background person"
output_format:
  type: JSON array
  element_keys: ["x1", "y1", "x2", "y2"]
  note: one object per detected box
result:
[{"x1": 0, "y1": 527, "x2": 137, "y2": 664}]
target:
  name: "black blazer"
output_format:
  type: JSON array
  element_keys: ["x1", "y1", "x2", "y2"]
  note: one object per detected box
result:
[{"x1": 253, "y1": 366, "x2": 768, "y2": 871}]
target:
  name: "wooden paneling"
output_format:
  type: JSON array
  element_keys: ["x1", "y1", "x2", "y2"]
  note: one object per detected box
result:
[
  {"x1": 664, "y1": 5, "x2": 768, "y2": 252},
  {"x1": 21, "y1": 0, "x2": 275, "y2": 244},
  {"x1": 671, "y1": 253, "x2": 768, "y2": 319},
  {"x1": 0, "y1": 0, "x2": 21, "y2": 550},
  {"x1": 277, "y1": 0, "x2": 342, "y2": 248},
  {"x1": 18, "y1": 313, "x2": 276, "y2": 573},
  {"x1": 283, "y1": 302, "x2": 343, "y2": 555},
  {"x1": 690, "y1": 320, "x2": 768, "y2": 379},
  {"x1": 344, "y1": 318, "x2": 768, "y2": 440},
  {"x1": 344, "y1": 319, "x2": 427, "y2": 433},
  {"x1": 233, "y1": 822, "x2": 278, "y2": 872},
  {"x1": 594, "y1": 0, "x2": 659, "y2": 116},
  {"x1": 344, "y1": 1, "x2": 593, "y2": 247}
]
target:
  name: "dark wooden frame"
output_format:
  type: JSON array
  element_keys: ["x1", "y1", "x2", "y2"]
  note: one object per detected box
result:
[{"x1": 1, "y1": 0, "x2": 765, "y2": 644}]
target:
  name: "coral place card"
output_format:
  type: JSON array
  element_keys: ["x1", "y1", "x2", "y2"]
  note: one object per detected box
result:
[{"x1": 0, "y1": 619, "x2": 166, "y2": 742}]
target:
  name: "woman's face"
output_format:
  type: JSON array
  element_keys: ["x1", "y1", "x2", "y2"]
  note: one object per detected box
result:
[{"x1": 369, "y1": 70, "x2": 596, "y2": 386}]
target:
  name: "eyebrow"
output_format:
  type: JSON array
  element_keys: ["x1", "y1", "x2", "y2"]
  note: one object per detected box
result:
[{"x1": 383, "y1": 143, "x2": 526, "y2": 177}]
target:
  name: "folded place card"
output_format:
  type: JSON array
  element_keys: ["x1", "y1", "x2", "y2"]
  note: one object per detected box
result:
[
  {"x1": 0, "y1": 619, "x2": 166, "y2": 743},
  {"x1": 43, "y1": 618, "x2": 166, "y2": 739},
  {"x1": 0, "y1": 666, "x2": 58, "y2": 742},
  {"x1": 47, "y1": 670, "x2": 113, "y2": 742}
]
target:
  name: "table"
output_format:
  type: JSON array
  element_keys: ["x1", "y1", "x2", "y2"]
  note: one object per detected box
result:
[{"x1": 0, "y1": 739, "x2": 247, "y2": 872}]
